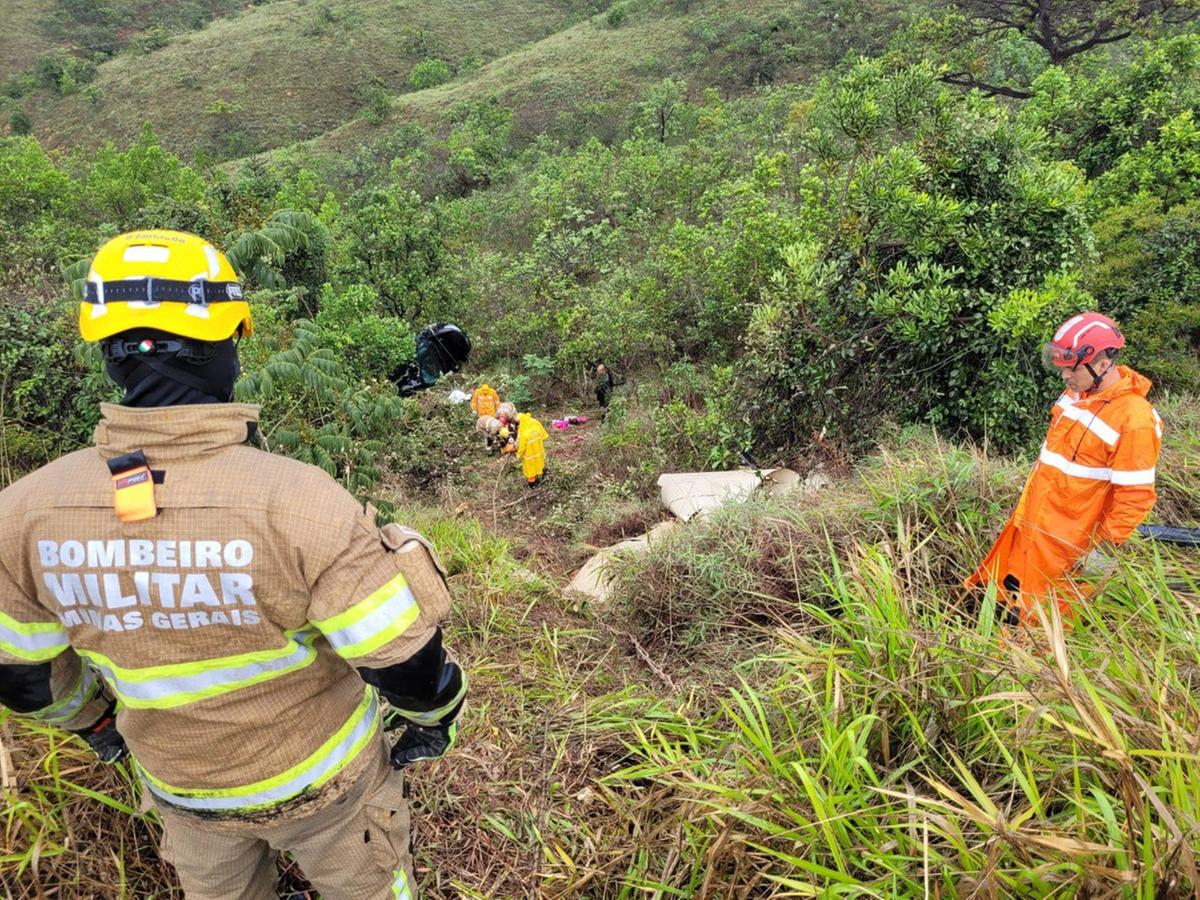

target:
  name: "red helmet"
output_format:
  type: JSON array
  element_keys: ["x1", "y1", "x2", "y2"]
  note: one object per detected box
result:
[{"x1": 1042, "y1": 312, "x2": 1125, "y2": 370}]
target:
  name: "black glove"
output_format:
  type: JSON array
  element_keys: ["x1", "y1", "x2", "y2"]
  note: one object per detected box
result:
[
  {"x1": 389, "y1": 721, "x2": 457, "y2": 769},
  {"x1": 71, "y1": 701, "x2": 128, "y2": 764}
]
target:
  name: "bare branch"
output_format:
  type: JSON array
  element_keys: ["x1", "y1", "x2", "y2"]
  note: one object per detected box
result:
[{"x1": 940, "y1": 71, "x2": 1035, "y2": 98}]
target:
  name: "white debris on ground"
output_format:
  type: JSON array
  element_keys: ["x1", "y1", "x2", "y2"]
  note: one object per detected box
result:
[
  {"x1": 568, "y1": 466, "x2": 831, "y2": 606},
  {"x1": 566, "y1": 521, "x2": 680, "y2": 605}
]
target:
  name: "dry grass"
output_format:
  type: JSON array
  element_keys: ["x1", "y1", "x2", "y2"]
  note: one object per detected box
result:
[{"x1": 0, "y1": 0, "x2": 58, "y2": 83}]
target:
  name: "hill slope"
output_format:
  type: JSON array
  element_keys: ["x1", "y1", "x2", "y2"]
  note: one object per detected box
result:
[
  {"x1": 25, "y1": 0, "x2": 581, "y2": 157},
  {"x1": 287, "y1": 0, "x2": 799, "y2": 160},
  {"x1": 19, "y1": 0, "x2": 901, "y2": 163},
  {"x1": 0, "y1": 0, "x2": 58, "y2": 82}
]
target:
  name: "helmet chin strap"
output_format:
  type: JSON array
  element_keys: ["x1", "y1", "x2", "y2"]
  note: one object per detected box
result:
[{"x1": 1082, "y1": 361, "x2": 1105, "y2": 393}]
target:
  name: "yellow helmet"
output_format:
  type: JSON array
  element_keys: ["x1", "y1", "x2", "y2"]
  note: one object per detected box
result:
[{"x1": 79, "y1": 230, "x2": 253, "y2": 343}]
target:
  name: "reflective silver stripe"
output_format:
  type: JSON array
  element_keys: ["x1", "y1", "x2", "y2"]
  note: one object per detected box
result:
[
  {"x1": 1039, "y1": 446, "x2": 1112, "y2": 482},
  {"x1": 1055, "y1": 398, "x2": 1120, "y2": 446},
  {"x1": 34, "y1": 665, "x2": 99, "y2": 725},
  {"x1": 0, "y1": 619, "x2": 68, "y2": 659},
  {"x1": 142, "y1": 690, "x2": 379, "y2": 812},
  {"x1": 84, "y1": 630, "x2": 317, "y2": 708},
  {"x1": 393, "y1": 670, "x2": 467, "y2": 726},
  {"x1": 321, "y1": 584, "x2": 418, "y2": 653},
  {"x1": 1153, "y1": 409, "x2": 1163, "y2": 438},
  {"x1": 1111, "y1": 467, "x2": 1156, "y2": 486},
  {"x1": 393, "y1": 870, "x2": 414, "y2": 900}
]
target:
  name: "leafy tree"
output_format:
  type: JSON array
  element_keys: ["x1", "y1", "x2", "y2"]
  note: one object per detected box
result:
[
  {"x1": 313, "y1": 283, "x2": 417, "y2": 381},
  {"x1": 33, "y1": 50, "x2": 97, "y2": 96},
  {"x1": 83, "y1": 125, "x2": 207, "y2": 225},
  {"x1": 736, "y1": 59, "x2": 1093, "y2": 453},
  {"x1": 1018, "y1": 35, "x2": 1200, "y2": 178},
  {"x1": 357, "y1": 82, "x2": 392, "y2": 125},
  {"x1": 226, "y1": 209, "x2": 326, "y2": 290},
  {"x1": 446, "y1": 99, "x2": 513, "y2": 193},
  {"x1": 940, "y1": 0, "x2": 1200, "y2": 96},
  {"x1": 0, "y1": 137, "x2": 82, "y2": 272},
  {"x1": 334, "y1": 187, "x2": 450, "y2": 319},
  {"x1": 1088, "y1": 197, "x2": 1200, "y2": 390},
  {"x1": 0, "y1": 307, "x2": 112, "y2": 453},
  {"x1": 38, "y1": 0, "x2": 132, "y2": 56},
  {"x1": 640, "y1": 78, "x2": 687, "y2": 143},
  {"x1": 235, "y1": 319, "x2": 406, "y2": 499}
]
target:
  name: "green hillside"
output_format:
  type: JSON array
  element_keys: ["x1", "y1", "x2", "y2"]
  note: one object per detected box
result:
[
  {"x1": 11, "y1": 0, "x2": 904, "y2": 163},
  {"x1": 0, "y1": 0, "x2": 59, "y2": 82},
  {"x1": 276, "y1": 0, "x2": 828, "y2": 161},
  {"x1": 18, "y1": 0, "x2": 581, "y2": 157}
]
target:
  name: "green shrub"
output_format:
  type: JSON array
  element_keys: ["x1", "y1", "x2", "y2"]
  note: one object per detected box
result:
[
  {"x1": 8, "y1": 110, "x2": 32, "y2": 137},
  {"x1": 0, "y1": 306, "x2": 113, "y2": 452},
  {"x1": 446, "y1": 99, "x2": 513, "y2": 193},
  {"x1": 82, "y1": 126, "x2": 208, "y2": 226},
  {"x1": 1088, "y1": 197, "x2": 1200, "y2": 392},
  {"x1": 301, "y1": 2, "x2": 362, "y2": 36},
  {"x1": 33, "y1": 50, "x2": 97, "y2": 96},
  {"x1": 357, "y1": 82, "x2": 391, "y2": 125},
  {"x1": 234, "y1": 318, "x2": 405, "y2": 499},
  {"x1": 130, "y1": 25, "x2": 171, "y2": 53},
  {"x1": 408, "y1": 58, "x2": 451, "y2": 91},
  {"x1": 1, "y1": 74, "x2": 34, "y2": 100},
  {"x1": 734, "y1": 60, "x2": 1092, "y2": 454},
  {"x1": 314, "y1": 283, "x2": 417, "y2": 381}
]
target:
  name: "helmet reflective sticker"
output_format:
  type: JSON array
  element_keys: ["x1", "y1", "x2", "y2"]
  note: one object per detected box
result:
[
  {"x1": 203, "y1": 244, "x2": 221, "y2": 278},
  {"x1": 123, "y1": 245, "x2": 170, "y2": 264},
  {"x1": 1053, "y1": 314, "x2": 1084, "y2": 342}
]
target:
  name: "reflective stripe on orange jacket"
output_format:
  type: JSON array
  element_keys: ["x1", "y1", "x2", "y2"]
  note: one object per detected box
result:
[{"x1": 967, "y1": 366, "x2": 1162, "y2": 612}]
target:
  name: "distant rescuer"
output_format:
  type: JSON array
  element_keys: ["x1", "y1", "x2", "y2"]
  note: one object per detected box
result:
[
  {"x1": 967, "y1": 312, "x2": 1163, "y2": 627},
  {"x1": 0, "y1": 230, "x2": 466, "y2": 899}
]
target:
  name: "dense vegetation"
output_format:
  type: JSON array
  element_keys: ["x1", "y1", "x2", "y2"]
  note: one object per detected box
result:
[{"x1": 1, "y1": 0, "x2": 1198, "y2": 896}]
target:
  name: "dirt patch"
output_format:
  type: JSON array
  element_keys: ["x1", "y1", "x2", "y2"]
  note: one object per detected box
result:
[{"x1": 585, "y1": 506, "x2": 667, "y2": 548}]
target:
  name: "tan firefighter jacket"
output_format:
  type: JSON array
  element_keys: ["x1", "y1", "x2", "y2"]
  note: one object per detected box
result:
[{"x1": 0, "y1": 403, "x2": 454, "y2": 816}]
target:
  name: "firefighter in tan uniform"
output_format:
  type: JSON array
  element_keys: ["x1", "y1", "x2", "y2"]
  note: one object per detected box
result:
[{"x1": 0, "y1": 231, "x2": 467, "y2": 899}]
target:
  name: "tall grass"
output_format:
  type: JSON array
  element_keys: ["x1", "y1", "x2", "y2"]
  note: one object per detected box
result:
[{"x1": 563, "y1": 402, "x2": 1200, "y2": 896}]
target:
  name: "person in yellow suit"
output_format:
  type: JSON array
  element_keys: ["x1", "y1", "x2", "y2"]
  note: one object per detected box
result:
[
  {"x1": 470, "y1": 384, "x2": 500, "y2": 418},
  {"x1": 515, "y1": 412, "x2": 549, "y2": 487}
]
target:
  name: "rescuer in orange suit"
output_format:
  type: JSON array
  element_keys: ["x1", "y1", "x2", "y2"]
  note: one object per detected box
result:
[{"x1": 967, "y1": 312, "x2": 1163, "y2": 626}]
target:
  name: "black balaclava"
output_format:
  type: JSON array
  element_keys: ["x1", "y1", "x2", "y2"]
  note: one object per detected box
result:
[{"x1": 104, "y1": 328, "x2": 241, "y2": 408}]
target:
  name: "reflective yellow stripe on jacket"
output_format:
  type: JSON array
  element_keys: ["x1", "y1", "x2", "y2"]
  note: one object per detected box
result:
[
  {"x1": 32, "y1": 665, "x2": 101, "y2": 725},
  {"x1": 393, "y1": 869, "x2": 414, "y2": 900},
  {"x1": 311, "y1": 572, "x2": 420, "y2": 660},
  {"x1": 0, "y1": 610, "x2": 69, "y2": 662},
  {"x1": 139, "y1": 685, "x2": 379, "y2": 813},
  {"x1": 76, "y1": 629, "x2": 320, "y2": 709}
]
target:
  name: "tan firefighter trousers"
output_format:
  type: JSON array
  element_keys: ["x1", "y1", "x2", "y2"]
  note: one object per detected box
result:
[{"x1": 150, "y1": 739, "x2": 415, "y2": 900}]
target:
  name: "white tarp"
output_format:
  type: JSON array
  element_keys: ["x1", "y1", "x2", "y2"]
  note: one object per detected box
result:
[{"x1": 657, "y1": 468, "x2": 800, "y2": 521}]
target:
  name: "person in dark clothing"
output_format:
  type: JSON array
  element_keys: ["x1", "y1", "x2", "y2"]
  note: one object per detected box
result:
[{"x1": 594, "y1": 362, "x2": 622, "y2": 413}]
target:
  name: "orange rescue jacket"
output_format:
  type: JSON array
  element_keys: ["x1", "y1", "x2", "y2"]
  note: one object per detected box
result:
[{"x1": 967, "y1": 366, "x2": 1162, "y2": 609}]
